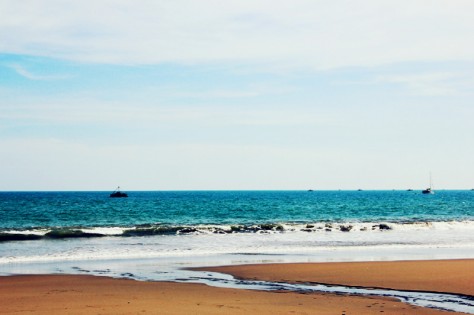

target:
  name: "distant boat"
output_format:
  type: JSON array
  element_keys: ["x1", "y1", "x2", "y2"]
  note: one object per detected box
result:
[
  {"x1": 421, "y1": 187, "x2": 433, "y2": 194},
  {"x1": 422, "y1": 174, "x2": 434, "y2": 194},
  {"x1": 110, "y1": 186, "x2": 128, "y2": 198}
]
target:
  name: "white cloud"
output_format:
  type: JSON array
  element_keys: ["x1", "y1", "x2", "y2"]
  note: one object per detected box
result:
[
  {"x1": 7, "y1": 63, "x2": 70, "y2": 80},
  {"x1": 376, "y1": 72, "x2": 470, "y2": 96},
  {"x1": 0, "y1": 96, "x2": 337, "y2": 128},
  {"x1": 1, "y1": 0, "x2": 474, "y2": 69}
]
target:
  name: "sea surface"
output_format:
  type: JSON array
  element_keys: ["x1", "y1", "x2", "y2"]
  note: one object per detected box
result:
[
  {"x1": 2, "y1": 190, "x2": 474, "y2": 312},
  {"x1": 0, "y1": 190, "x2": 472, "y2": 275}
]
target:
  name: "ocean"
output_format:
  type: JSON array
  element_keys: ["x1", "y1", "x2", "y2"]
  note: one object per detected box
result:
[
  {"x1": 2, "y1": 190, "x2": 474, "y2": 312},
  {"x1": 0, "y1": 190, "x2": 473, "y2": 276}
]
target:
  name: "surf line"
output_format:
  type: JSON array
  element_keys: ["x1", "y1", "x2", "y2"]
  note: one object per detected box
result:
[{"x1": 176, "y1": 271, "x2": 474, "y2": 314}]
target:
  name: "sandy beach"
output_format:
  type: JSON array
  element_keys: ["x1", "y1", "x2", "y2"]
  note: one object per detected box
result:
[
  {"x1": 1, "y1": 260, "x2": 472, "y2": 314},
  {"x1": 202, "y1": 259, "x2": 474, "y2": 296}
]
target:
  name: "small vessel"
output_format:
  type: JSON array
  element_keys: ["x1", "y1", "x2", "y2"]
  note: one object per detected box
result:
[
  {"x1": 422, "y1": 174, "x2": 434, "y2": 194},
  {"x1": 421, "y1": 187, "x2": 432, "y2": 194},
  {"x1": 110, "y1": 186, "x2": 128, "y2": 198}
]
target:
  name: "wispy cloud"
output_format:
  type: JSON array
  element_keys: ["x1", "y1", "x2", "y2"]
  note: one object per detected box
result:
[
  {"x1": 376, "y1": 72, "x2": 467, "y2": 96},
  {"x1": 0, "y1": 98, "x2": 336, "y2": 128},
  {"x1": 8, "y1": 63, "x2": 70, "y2": 80},
  {"x1": 1, "y1": 1, "x2": 474, "y2": 69}
]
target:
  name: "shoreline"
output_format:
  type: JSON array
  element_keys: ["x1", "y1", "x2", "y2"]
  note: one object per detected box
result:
[
  {"x1": 1, "y1": 259, "x2": 473, "y2": 314},
  {"x1": 198, "y1": 259, "x2": 474, "y2": 296}
]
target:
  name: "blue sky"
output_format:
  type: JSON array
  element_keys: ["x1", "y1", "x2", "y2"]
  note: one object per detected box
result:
[{"x1": 1, "y1": 0, "x2": 473, "y2": 190}]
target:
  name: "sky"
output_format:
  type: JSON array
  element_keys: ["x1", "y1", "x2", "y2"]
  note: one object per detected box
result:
[{"x1": 0, "y1": 0, "x2": 473, "y2": 191}]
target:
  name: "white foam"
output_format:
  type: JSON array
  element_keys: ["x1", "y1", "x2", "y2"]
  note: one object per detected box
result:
[
  {"x1": 80, "y1": 227, "x2": 127, "y2": 235},
  {"x1": 3, "y1": 229, "x2": 48, "y2": 235},
  {"x1": 2, "y1": 226, "x2": 474, "y2": 265}
]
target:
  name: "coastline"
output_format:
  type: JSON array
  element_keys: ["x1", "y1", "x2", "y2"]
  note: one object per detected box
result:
[
  {"x1": 199, "y1": 259, "x2": 474, "y2": 296},
  {"x1": 1, "y1": 259, "x2": 473, "y2": 314}
]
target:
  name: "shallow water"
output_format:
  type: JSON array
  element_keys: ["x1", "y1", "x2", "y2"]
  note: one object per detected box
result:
[{"x1": 178, "y1": 272, "x2": 474, "y2": 314}]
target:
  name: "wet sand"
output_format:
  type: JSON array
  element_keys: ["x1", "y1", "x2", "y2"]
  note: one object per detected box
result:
[
  {"x1": 1, "y1": 259, "x2": 472, "y2": 314},
  {"x1": 202, "y1": 259, "x2": 474, "y2": 296}
]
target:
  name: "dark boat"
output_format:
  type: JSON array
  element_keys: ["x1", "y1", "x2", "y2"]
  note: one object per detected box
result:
[
  {"x1": 422, "y1": 173, "x2": 434, "y2": 194},
  {"x1": 110, "y1": 186, "x2": 128, "y2": 198}
]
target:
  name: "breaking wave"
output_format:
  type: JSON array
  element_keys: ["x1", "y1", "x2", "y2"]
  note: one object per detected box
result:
[{"x1": 1, "y1": 220, "x2": 473, "y2": 242}]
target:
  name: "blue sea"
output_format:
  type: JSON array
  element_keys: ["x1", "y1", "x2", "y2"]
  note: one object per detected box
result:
[
  {"x1": 2, "y1": 190, "x2": 473, "y2": 232},
  {"x1": 0, "y1": 190, "x2": 474, "y2": 280},
  {"x1": 2, "y1": 190, "x2": 474, "y2": 312}
]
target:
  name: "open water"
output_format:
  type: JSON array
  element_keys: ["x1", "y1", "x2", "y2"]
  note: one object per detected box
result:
[{"x1": 1, "y1": 190, "x2": 474, "y2": 313}]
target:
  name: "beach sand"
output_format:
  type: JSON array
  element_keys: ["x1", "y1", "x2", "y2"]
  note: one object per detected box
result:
[
  {"x1": 202, "y1": 259, "x2": 474, "y2": 296},
  {"x1": 1, "y1": 260, "x2": 472, "y2": 314}
]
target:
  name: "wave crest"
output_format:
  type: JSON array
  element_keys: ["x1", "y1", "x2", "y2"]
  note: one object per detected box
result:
[{"x1": 1, "y1": 220, "x2": 473, "y2": 242}]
